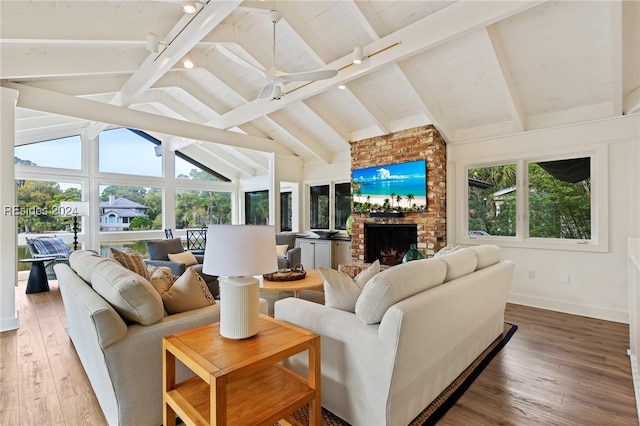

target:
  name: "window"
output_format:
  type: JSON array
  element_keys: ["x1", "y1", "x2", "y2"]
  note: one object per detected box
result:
[
  {"x1": 528, "y1": 158, "x2": 590, "y2": 239},
  {"x1": 335, "y1": 183, "x2": 351, "y2": 230},
  {"x1": 99, "y1": 128, "x2": 162, "y2": 176},
  {"x1": 310, "y1": 185, "x2": 329, "y2": 229},
  {"x1": 462, "y1": 152, "x2": 603, "y2": 251},
  {"x1": 14, "y1": 136, "x2": 82, "y2": 170},
  {"x1": 99, "y1": 184, "x2": 161, "y2": 231},
  {"x1": 15, "y1": 179, "x2": 82, "y2": 233},
  {"x1": 245, "y1": 190, "x2": 269, "y2": 225},
  {"x1": 468, "y1": 164, "x2": 517, "y2": 237},
  {"x1": 175, "y1": 189, "x2": 231, "y2": 228},
  {"x1": 280, "y1": 191, "x2": 292, "y2": 231},
  {"x1": 175, "y1": 154, "x2": 229, "y2": 182}
]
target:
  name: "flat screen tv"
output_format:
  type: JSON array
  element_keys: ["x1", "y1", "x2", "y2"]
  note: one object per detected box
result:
[{"x1": 352, "y1": 159, "x2": 427, "y2": 209}]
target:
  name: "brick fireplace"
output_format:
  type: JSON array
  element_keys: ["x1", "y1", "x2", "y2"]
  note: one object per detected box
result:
[{"x1": 350, "y1": 125, "x2": 447, "y2": 262}]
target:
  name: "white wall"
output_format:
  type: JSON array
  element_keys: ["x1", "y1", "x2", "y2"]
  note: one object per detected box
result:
[{"x1": 448, "y1": 115, "x2": 640, "y2": 323}]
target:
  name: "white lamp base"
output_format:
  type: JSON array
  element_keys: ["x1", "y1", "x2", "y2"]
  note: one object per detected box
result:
[{"x1": 219, "y1": 276, "x2": 260, "y2": 339}]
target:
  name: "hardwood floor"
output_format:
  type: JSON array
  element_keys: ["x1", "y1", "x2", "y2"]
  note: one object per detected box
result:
[{"x1": 1, "y1": 280, "x2": 638, "y2": 425}]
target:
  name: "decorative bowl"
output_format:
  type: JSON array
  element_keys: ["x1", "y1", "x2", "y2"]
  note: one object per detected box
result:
[
  {"x1": 314, "y1": 230, "x2": 339, "y2": 239},
  {"x1": 275, "y1": 268, "x2": 292, "y2": 278}
]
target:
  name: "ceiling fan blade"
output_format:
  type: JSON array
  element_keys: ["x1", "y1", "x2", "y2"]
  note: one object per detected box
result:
[
  {"x1": 258, "y1": 83, "x2": 276, "y2": 99},
  {"x1": 216, "y1": 44, "x2": 267, "y2": 77},
  {"x1": 281, "y1": 69, "x2": 338, "y2": 82}
]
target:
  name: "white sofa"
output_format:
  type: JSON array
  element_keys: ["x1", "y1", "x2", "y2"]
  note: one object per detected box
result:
[
  {"x1": 55, "y1": 250, "x2": 266, "y2": 426},
  {"x1": 275, "y1": 245, "x2": 514, "y2": 426}
]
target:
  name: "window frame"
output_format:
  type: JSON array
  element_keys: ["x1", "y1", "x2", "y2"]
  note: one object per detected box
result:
[
  {"x1": 455, "y1": 145, "x2": 608, "y2": 252},
  {"x1": 305, "y1": 180, "x2": 351, "y2": 231}
]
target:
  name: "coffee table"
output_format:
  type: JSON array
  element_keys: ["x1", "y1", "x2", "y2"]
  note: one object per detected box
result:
[{"x1": 259, "y1": 268, "x2": 323, "y2": 298}]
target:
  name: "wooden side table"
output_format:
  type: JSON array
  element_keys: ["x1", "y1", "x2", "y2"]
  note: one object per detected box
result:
[{"x1": 163, "y1": 315, "x2": 321, "y2": 426}]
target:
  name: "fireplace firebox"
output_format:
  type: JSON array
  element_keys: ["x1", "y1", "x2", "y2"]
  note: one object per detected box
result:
[{"x1": 365, "y1": 224, "x2": 418, "y2": 266}]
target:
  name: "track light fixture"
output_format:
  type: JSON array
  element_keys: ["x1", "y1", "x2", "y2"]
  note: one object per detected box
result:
[
  {"x1": 182, "y1": 0, "x2": 207, "y2": 15},
  {"x1": 183, "y1": 56, "x2": 194, "y2": 69},
  {"x1": 271, "y1": 85, "x2": 282, "y2": 100},
  {"x1": 146, "y1": 32, "x2": 167, "y2": 54},
  {"x1": 352, "y1": 46, "x2": 367, "y2": 65},
  {"x1": 182, "y1": 0, "x2": 200, "y2": 14}
]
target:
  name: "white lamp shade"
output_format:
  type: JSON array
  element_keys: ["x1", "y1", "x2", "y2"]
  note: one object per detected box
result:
[
  {"x1": 202, "y1": 225, "x2": 278, "y2": 277},
  {"x1": 59, "y1": 201, "x2": 90, "y2": 217}
]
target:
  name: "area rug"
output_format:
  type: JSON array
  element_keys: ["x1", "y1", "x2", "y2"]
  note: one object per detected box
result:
[{"x1": 278, "y1": 322, "x2": 518, "y2": 426}]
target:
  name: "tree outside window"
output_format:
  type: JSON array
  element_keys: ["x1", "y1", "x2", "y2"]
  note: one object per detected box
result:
[
  {"x1": 467, "y1": 156, "x2": 591, "y2": 240},
  {"x1": 176, "y1": 189, "x2": 231, "y2": 228},
  {"x1": 310, "y1": 185, "x2": 330, "y2": 229},
  {"x1": 335, "y1": 183, "x2": 351, "y2": 230},
  {"x1": 245, "y1": 190, "x2": 269, "y2": 225}
]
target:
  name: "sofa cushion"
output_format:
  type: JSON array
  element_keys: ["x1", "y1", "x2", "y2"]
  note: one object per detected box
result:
[
  {"x1": 161, "y1": 268, "x2": 216, "y2": 314},
  {"x1": 275, "y1": 232, "x2": 298, "y2": 249},
  {"x1": 470, "y1": 245, "x2": 502, "y2": 270},
  {"x1": 147, "y1": 238, "x2": 185, "y2": 261},
  {"x1": 167, "y1": 250, "x2": 198, "y2": 266},
  {"x1": 439, "y1": 248, "x2": 478, "y2": 281},
  {"x1": 320, "y1": 260, "x2": 380, "y2": 313},
  {"x1": 355, "y1": 257, "x2": 447, "y2": 325},
  {"x1": 69, "y1": 250, "x2": 112, "y2": 283},
  {"x1": 110, "y1": 247, "x2": 150, "y2": 280},
  {"x1": 91, "y1": 260, "x2": 164, "y2": 325}
]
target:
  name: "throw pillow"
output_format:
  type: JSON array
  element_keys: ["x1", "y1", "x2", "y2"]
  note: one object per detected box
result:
[
  {"x1": 276, "y1": 244, "x2": 289, "y2": 257},
  {"x1": 110, "y1": 247, "x2": 150, "y2": 280},
  {"x1": 354, "y1": 260, "x2": 380, "y2": 287},
  {"x1": 434, "y1": 244, "x2": 461, "y2": 257},
  {"x1": 355, "y1": 258, "x2": 447, "y2": 325},
  {"x1": 148, "y1": 266, "x2": 174, "y2": 296},
  {"x1": 91, "y1": 260, "x2": 164, "y2": 325},
  {"x1": 29, "y1": 236, "x2": 72, "y2": 257},
  {"x1": 161, "y1": 268, "x2": 216, "y2": 314},
  {"x1": 320, "y1": 260, "x2": 380, "y2": 313},
  {"x1": 167, "y1": 250, "x2": 198, "y2": 266}
]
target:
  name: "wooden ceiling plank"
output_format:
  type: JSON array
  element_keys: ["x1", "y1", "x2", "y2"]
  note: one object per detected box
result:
[
  {"x1": 84, "y1": 0, "x2": 242, "y2": 139},
  {"x1": 211, "y1": 0, "x2": 543, "y2": 130}
]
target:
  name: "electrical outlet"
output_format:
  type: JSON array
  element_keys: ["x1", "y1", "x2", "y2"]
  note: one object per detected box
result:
[
  {"x1": 528, "y1": 270, "x2": 535, "y2": 279},
  {"x1": 561, "y1": 273, "x2": 570, "y2": 283}
]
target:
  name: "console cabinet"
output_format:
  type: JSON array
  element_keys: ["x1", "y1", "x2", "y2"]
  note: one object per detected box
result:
[{"x1": 297, "y1": 238, "x2": 351, "y2": 269}]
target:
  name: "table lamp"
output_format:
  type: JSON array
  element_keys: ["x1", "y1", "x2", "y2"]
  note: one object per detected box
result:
[
  {"x1": 59, "y1": 201, "x2": 90, "y2": 251},
  {"x1": 202, "y1": 225, "x2": 278, "y2": 339}
]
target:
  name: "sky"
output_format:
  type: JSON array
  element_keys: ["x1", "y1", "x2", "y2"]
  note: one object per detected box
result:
[{"x1": 15, "y1": 128, "x2": 196, "y2": 177}]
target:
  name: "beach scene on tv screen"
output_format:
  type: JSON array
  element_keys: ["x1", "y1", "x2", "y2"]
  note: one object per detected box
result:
[{"x1": 352, "y1": 160, "x2": 427, "y2": 208}]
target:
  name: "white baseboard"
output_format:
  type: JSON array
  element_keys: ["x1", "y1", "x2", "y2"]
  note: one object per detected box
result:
[
  {"x1": 628, "y1": 350, "x2": 640, "y2": 425},
  {"x1": 508, "y1": 293, "x2": 629, "y2": 324},
  {"x1": 0, "y1": 311, "x2": 19, "y2": 332}
]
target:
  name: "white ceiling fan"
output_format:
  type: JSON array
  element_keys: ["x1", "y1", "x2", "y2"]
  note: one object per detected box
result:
[{"x1": 216, "y1": 10, "x2": 338, "y2": 100}]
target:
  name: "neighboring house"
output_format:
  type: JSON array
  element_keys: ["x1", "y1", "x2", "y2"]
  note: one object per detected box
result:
[{"x1": 99, "y1": 195, "x2": 149, "y2": 232}]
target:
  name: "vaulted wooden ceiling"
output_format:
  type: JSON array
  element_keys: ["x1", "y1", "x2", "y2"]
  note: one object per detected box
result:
[{"x1": 2, "y1": 1, "x2": 639, "y2": 179}]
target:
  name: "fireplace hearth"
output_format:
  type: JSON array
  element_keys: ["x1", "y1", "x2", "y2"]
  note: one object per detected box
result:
[{"x1": 365, "y1": 224, "x2": 418, "y2": 266}]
